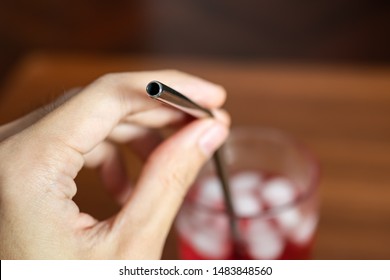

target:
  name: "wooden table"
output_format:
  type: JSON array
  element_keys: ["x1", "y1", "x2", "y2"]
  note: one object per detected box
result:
[{"x1": 1, "y1": 52, "x2": 390, "y2": 259}]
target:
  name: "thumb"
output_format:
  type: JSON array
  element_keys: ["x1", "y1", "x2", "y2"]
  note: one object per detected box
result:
[{"x1": 114, "y1": 118, "x2": 229, "y2": 257}]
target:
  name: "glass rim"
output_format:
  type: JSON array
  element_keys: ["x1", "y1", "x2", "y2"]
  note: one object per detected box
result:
[{"x1": 184, "y1": 125, "x2": 321, "y2": 219}]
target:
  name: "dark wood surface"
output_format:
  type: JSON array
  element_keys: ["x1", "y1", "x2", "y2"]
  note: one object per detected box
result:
[
  {"x1": 1, "y1": 0, "x2": 389, "y2": 83},
  {"x1": 1, "y1": 52, "x2": 390, "y2": 259}
]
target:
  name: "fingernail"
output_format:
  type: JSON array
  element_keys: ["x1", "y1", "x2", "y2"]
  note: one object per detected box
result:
[{"x1": 199, "y1": 122, "x2": 229, "y2": 157}]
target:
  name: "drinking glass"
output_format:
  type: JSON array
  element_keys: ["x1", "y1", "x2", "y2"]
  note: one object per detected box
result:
[{"x1": 176, "y1": 126, "x2": 320, "y2": 259}]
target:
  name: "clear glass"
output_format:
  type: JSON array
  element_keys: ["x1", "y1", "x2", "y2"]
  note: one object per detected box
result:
[{"x1": 175, "y1": 126, "x2": 320, "y2": 260}]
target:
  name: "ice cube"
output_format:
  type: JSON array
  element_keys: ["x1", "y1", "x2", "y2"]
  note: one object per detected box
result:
[
  {"x1": 233, "y1": 193, "x2": 262, "y2": 217},
  {"x1": 230, "y1": 171, "x2": 262, "y2": 193},
  {"x1": 262, "y1": 178, "x2": 295, "y2": 207},
  {"x1": 177, "y1": 205, "x2": 230, "y2": 259},
  {"x1": 229, "y1": 171, "x2": 263, "y2": 216},
  {"x1": 274, "y1": 207, "x2": 302, "y2": 232},
  {"x1": 198, "y1": 176, "x2": 223, "y2": 205},
  {"x1": 189, "y1": 215, "x2": 230, "y2": 259},
  {"x1": 289, "y1": 214, "x2": 318, "y2": 245},
  {"x1": 246, "y1": 220, "x2": 284, "y2": 259}
]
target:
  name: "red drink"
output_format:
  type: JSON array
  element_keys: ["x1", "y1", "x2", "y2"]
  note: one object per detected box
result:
[{"x1": 176, "y1": 169, "x2": 318, "y2": 260}]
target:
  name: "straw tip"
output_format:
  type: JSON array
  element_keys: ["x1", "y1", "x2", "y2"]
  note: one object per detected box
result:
[{"x1": 146, "y1": 81, "x2": 163, "y2": 97}]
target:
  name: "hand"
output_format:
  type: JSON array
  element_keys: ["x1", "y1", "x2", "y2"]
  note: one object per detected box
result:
[{"x1": 0, "y1": 70, "x2": 229, "y2": 259}]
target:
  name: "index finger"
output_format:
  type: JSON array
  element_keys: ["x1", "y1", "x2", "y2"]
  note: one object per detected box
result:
[{"x1": 27, "y1": 70, "x2": 226, "y2": 155}]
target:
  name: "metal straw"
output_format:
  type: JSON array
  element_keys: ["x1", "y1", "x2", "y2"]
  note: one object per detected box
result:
[{"x1": 146, "y1": 81, "x2": 242, "y2": 252}]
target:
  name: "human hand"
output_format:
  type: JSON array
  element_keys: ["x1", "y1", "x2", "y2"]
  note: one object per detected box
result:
[{"x1": 0, "y1": 70, "x2": 229, "y2": 259}]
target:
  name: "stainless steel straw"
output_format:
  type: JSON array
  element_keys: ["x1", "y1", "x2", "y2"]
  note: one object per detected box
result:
[{"x1": 146, "y1": 81, "x2": 242, "y2": 252}]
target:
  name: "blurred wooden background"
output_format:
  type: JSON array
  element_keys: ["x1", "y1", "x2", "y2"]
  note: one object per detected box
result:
[{"x1": 1, "y1": 0, "x2": 389, "y2": 85}]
